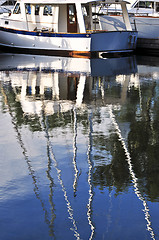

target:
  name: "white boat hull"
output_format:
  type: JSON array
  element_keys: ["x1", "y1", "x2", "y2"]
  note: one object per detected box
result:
[
  {"x1": 0, "y1": 27, "x2": 137, "y2": 57},
  {"x1": 130, "y1": 16, "x2": 159, "y2": 39},
  {"x1": 101, "y1": 14, "x2": 159, "y2": 39},
  {"x1": 131, "y1": 15, "x2": 159, "y2": 54},
  {"x1": 100, "y1": 14, "x2": 159, "y2": 53}
]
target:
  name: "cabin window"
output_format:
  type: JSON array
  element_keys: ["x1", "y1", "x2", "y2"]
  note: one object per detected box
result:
[
  {"x1": 82, "y1": 5, "x2": 91, "y2": 30},
  {"x1": 134, "y1": 1, "x2": 153, "y2": 8},
  {"x1": 82, "y1": 6, "x2": 88, "y2": 17},
  {"x1": 156, "y1": 3, "x2": 159, "y2": 11},
  {"x1": 68, "y1": 5, "x2": 76, "y2": 24},
  {"x1": 43, "y1": 5, "x2": 52, "y2": 16},
  {"x1": 13, "y1": 3, "x2": 21, "y2": 14},
  {"x1": 35, "y1": 5, "x2": 40, "y2": 15},
  {"x1": 2, "y1": 1, "x2": 16, "y2": 6},
  {"x1": 25, "y1": 4, "x2": 31, "y2": 14}
]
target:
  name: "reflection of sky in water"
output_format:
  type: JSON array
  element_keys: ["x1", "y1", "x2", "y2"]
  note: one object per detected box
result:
[{"x1": 0, "y1": 54, "x2": 159, "y2": 240}]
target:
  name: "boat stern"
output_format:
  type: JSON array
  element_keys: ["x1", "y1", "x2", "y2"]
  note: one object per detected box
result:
[{"x1": 90, "y1": 30, "x2": 138, "y2": 56}]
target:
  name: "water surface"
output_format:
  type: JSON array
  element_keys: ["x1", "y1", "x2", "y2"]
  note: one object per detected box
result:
[{"x1": 0, "y1": 53, "x2": 159, "y2": 240}]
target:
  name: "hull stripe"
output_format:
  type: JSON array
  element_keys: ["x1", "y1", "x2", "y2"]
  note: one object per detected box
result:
[{"x1": 0, "y1": 26, "x2": 91, "y2": 38}]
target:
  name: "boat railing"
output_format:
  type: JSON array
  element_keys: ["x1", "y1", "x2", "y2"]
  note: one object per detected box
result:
[
  {"x1": 131, "y1": 18, "x2": 137, "y2": 31},
  {"x1": 86, "y1": 29, "x2": 110, "y2": 34}
]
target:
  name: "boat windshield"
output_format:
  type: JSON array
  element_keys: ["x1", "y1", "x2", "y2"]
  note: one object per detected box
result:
[
  {"x1": 35, "y1": 5, "x2": 40, "y2": 15},
  {"x1": 13, "y1": 3, "x2": 21, "y2": 14},
  {"x1": 43, "y1": 5, "x2": 52, "y2": 16},
  {"x1": 134, "y1": 1, "x2": 154, "y2": 9},
  {"x1": 1, "y1": 0, "x2": 16, "y2": 6},
  {"x1": 25, "y1": 4, "x2": 31, "y2": 14}
]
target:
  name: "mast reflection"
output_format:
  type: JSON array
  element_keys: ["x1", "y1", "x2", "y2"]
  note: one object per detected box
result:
[
  {"x1": 109, "y1": 105, "x2": 156, "y2": 240},
  {"x1": 87, "y1": 112, "x2": 95, "y2": 240},
  {"x1": 0, "y1": 53, "x2": 144, "y2": 239},
  {"x1": 0, "y1": 83, "x2": 56, "y2": 238},
  {"x1": 72, "y1": 107, "x2": 79, "y2": 197},
  {"x1": 41, "y1": 108, "x2": 81, "y2": 240}
]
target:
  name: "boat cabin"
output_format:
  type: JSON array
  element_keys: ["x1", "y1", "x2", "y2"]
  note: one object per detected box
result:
[
  {"x1": 2, "y1": 0, "x2": 98, "y2": 32},
  {"x1": 103, "y1": 0, "x2": 159, "y2": 16},
  {"x1": 130, "y1": 0, "x2": 159, "y2": 15},
  {"x1": 1, "y1": 0, "x2": 133, "y2": 32}
]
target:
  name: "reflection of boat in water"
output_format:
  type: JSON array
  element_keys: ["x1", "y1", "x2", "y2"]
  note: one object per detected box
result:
[
  {"x1": 0, "y1": 0, "x2": 137, "y2": 58},
  {"x1": 136, "y1": 54, "x2": 159, "y2": 80},
  {"x1": 0, "y1": 52, "x2": 158, "y2": 240},
  {"x1": 0, "y1": 53, "x2": 137, "y2": 115},
  {"x1": 0, "y1": 52, "x2": 137, "y2": 75}
]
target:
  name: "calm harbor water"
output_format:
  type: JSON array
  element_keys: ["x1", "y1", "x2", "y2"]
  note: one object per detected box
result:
[{"x1": 0, "y1": 53, "x2": 159, "y2": 240}]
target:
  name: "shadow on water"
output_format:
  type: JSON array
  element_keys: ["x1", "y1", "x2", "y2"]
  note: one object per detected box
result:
[{"x1": 1, "y1": 53, "x2": 159, "y2": 239}]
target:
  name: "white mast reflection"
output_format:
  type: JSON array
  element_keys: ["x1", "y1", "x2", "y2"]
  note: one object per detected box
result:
[
  {"x1": 0, "y1": 83, "x2": 55, "y2": 236},
  {"x1": 109, "y1": 105, "x2": 156, "y2": 240},
  {"x1": 87, "y1": 112, "x2": 95, "y2": 240},
  {"x1": 72, "y1": 107, "x2": 79, "y2": 196},
  {"x1": 100, "y1": 77, "x2": 105, "y2": 101},
  {"x1": 75, "y1": 75, "x2": 86, "y2": 107},
  {"x1": 72, "y1": 75, "x2": 87, "y2": 195},
  {"x1": 42, "y1": 111, "x2": 81, "y2": 240},
  {"x1": 72, "y1": 75, "x2": 86, "y2": 196}
]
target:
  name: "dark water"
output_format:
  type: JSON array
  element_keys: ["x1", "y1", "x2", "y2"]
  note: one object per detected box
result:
[{"x1": 0, "y1": 53, "x2": 159, "y2": 240}]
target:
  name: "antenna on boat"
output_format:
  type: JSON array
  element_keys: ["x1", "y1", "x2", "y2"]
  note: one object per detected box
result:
[{"x1": 109, "y1": 104, "x2": 156, "y2": 240}]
